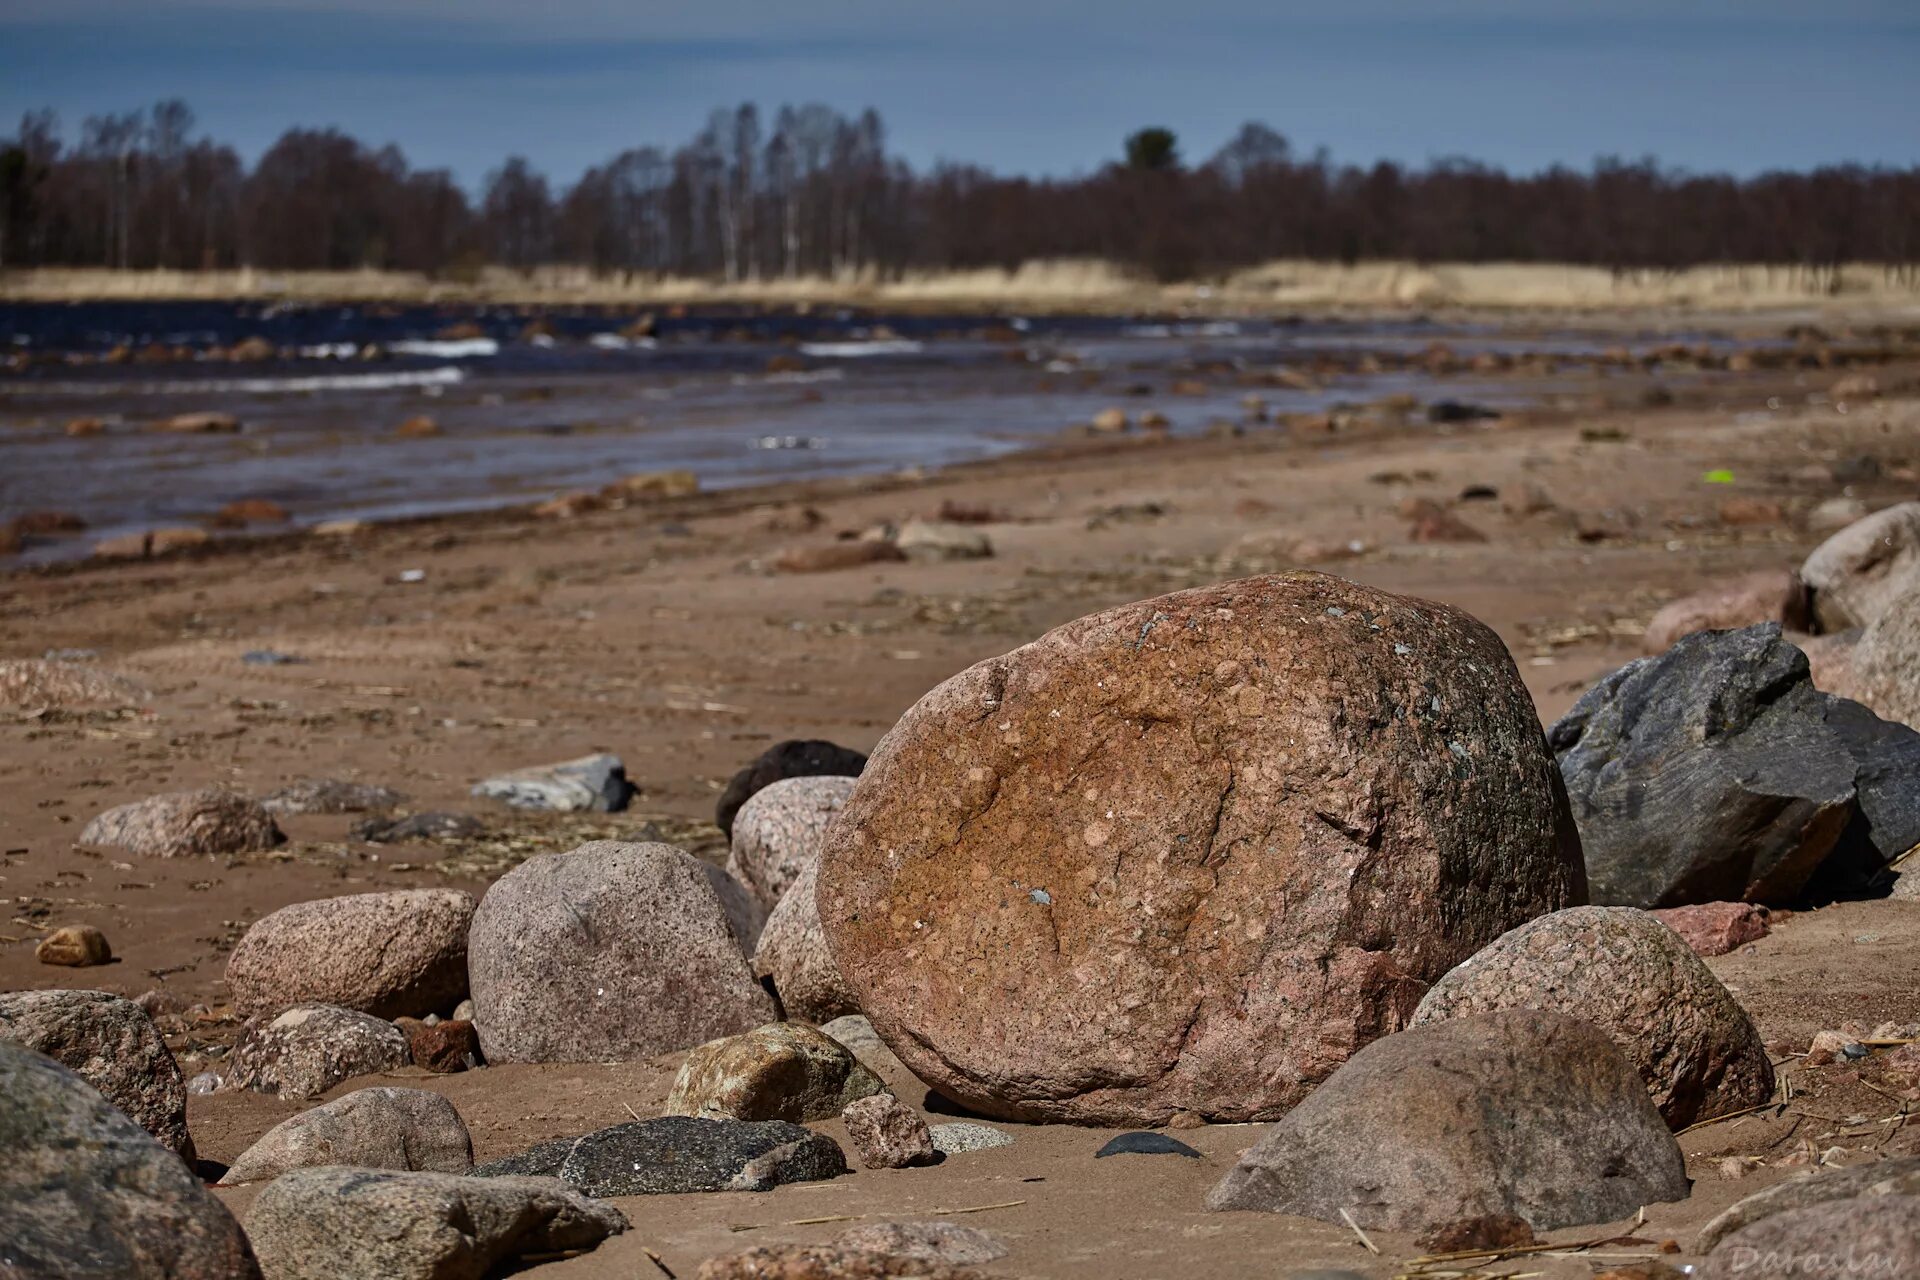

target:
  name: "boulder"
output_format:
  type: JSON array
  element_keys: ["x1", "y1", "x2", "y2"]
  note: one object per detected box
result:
[
  {"x1": 1410, "y1": 906, "x2": 1774, "y2": 1128},
  {"x1": 895, "y1": 519, "x2": 993, "y2": 562},
  {"x1": 78, "y1": 788, "x2": 284, "y2": 857},
  {"x1": 717, "y1": 738, "x2": 868, "y2": 837},
  {"x1": 1700, "y1": 1196, "x2": 1920, "y2": 1280},
  {"x1": 467, "y1": 841, "x2": 775, "y2": 1064},
  {"x1": 756, "y1": 854, "x2": 861, "y2": 1021},
  {"x1": 219, "y1": 1087, "x2": 473, "y2": 1185},
  {"x1": 243, "y1": 1167, "x2": 626, "y2": 1280},
  {"x1": 835, "y1": 1222, "x2": 1007, "y2": 1266},
  {"x1": 259, "y1": 779, "x2": 405, "y2": 815},
  {"x1": 0, "y1": 658, "x2": 147, "y2": 708},
  {"x1": 1643, "y1": 569, "x2": 1810, "y2": 653},
  {"x1": 0, "y1": 1041, "x2": 257, "y2": 1279},
  {"x1": 1801, "y1": 501, "x2": 1920, "y2": 631},
  {"x1": 842, "y1": 1093, "x2": 937, "y2": 1169},
  {"x1": 226, "y1": 889, "x2": 474, "y2": 1019},
  {"x1": 1205, "y1": 1010, "x2": 1688, "y2": 1232},
  {"x1": 1854, "y1": 591, "x2": 1920, "y2": 729},
  {"x1": 36, "y1": 922, "x2": 112, "y2": 966},
  {"x1": 0, "y1": 989, "x2": 196, "y2": 1160},
  {"x1": 1651, "y1": 902, "x2": 1771, "y2": 957},
  {"x1": 727, "y1": 774, "x2": 858, "y2": 908},
  {"x1": 1551, "y1": 624, "x2": 1920, "y2": 906},
  {"x1": 476, "y1": 1115, "x2": 847, "y2": 1195},
  {"x1": 665, "y1": 1022, "x2": 885, "y2": 1122},
  {"x1": 471, "y1": 752, "x2": 634, "y2": 812},
  {"x1": 697, "y1": 1246, "x2": 986, "y2": 1279},
  {"x1": 818, "y1": 572, "x2": 1584, "y2": 1124},
  {"x1": 1697, "y1": 1155, "x2": 1920, "y2": 1251},
  {"x1": 225, "y1": 1004, "x2": 411, "y2": 1100}
]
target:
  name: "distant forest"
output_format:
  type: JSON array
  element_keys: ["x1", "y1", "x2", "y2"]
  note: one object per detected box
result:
[{"x1": 2, "y1": 100, "x2": 1916, "y2": 281}]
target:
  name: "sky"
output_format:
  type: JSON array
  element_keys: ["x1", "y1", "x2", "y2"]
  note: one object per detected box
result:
[{"x1": 2, "y1": 0, "x2": 1916, "y2": 190}]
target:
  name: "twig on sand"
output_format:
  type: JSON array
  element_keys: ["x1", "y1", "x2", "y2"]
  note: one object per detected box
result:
[
  {"x1": 1676, "y1": 1100, "x2": 1783, "y2": 1135},
  {"x1": 1338, "y1": 1207, "x2": 1380, "y2": 1255},
  {"x1": 643, "y1": 1247, "x2": 678, "y2": 1279},
  {"x1": 727, "y1": 1201, "x2": 1026, "y2": 1235},
  {"x1": 933, "y1": 1199, "x2": 1027, "y2": 1217}
]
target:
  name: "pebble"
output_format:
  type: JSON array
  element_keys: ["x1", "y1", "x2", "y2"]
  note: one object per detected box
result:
[
  {"x1": 1095, "y1": 1131, "x2": 1202, "y2": 1159},
  {"x1": 928, "y1": 1122, "x2": 1013, "y2": 1154},
  {"x1": 35, "y1": 923, "x2": 112, "y2": 967}
]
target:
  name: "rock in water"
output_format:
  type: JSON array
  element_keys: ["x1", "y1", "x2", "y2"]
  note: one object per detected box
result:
[
  {"x1": 0, "y1": 989, "x2": 196, "y2": 1160},
  {"x1": 243, "y1": 1167, "x2": 626, "y2": 1280},
  {"x1": 225, "y1": 1004, "x2": 411, "y2": 1100},
  {"x1": 219, "y1": 1087, "x2": 473, "y2": 1184},
  {"x1": 1552, "y1": 624, "x2": 1920, "y2": 905},
  {"x1": 78, "y1": 788, "x2": 284, "y2": 857},
  {"x1": 756, "y1": 853, "x2": 862, "y2": 1021},
  {"x1": 478, "y1": 1116, "x2": 847, "y2": 1195},
  {"x1": 1696, "y1": 1155, "x2": 1920, "y2": 1252},
  {"x1": 1699, "y1": 1196, "x2": 1920, "y2": 1280},
  {"x1": 225, "y1": 889, "x2": 474, "y2": 1019},
  {"x1": 818, "y1": 572, "x2": 1584, "y2": 1124},
  {"x1": 467, "y1": 841, "x2": 775, "y2": 1063},
  {"x1": 727, "y1": 774, "x2": 858, "y2": 908},
  {"x1": 1410, "y1": 906, "x2": 1774, "y2": 1128},
  {"x1": 471, "y1": 753, "x2": 635, "y2": 812},
  {"x1": 1801, "y1": 500, "x2": 1920, "y2": 632},
  {"x1": 717, "y1": 739, "x2": 868, "y2": 838},
  {"x1": 0, "y1": 1041, "x2": 258, "y2": 1279},
  {"x1": 666, "y1": 1022, "x2": 885, "y2": 1122},
  {"x1": 842, "y1": 1093, "x2": 937, "y2": 1168},
  {"x1": 1642, "y1": 569, "x2": 1810, "y2": 653},
  {"x1": 1205, "y1": 1010, "x2": 1688, "y2": 1232}
]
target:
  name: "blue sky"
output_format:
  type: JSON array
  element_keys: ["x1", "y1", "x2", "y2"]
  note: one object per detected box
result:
[{"x1": 2, "y1": 1, "x2": 1915, "y2": 189}]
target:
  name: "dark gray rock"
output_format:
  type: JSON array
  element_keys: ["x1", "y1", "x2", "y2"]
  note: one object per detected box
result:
[
  {"x1": 1205, "y1": 1010, "x2": 1688, "y2": 1232},
  {"x1": 243, "y1": 1167, "x2": 626, "y2": 1280},
  {"x1": 0, "y1": 1041, "x2": 258, "y2": 1278},
  {"x1": 475, "y1": 1115, "x2": 847, "y2": 1196},
  {"x1": 716, "y1": 738, "x2": 867, "y2": 838},
  {"x1": 351, "y1": 810, "x2": 485, "y2": 842},
  {"x1": 472, "y1": 1133, "x2": 578, "y2": 1179},
  {"x1": 1096, "y1": 1131, "x2": 1202, "y2": 1158},
  {"x1": 1551, "y1": 624, "x2": 1920, "y2": 906},
  {"x1": 472, "y1": 753, "x2": 634, "y2": 812},
  {"x1": 0, "y1": 988, "x2": 196, "y2": 1161}
]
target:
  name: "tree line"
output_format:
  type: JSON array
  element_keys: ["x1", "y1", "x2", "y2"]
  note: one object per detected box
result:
[{"x1": 2, "y1": 101, "x2": 1916, "y2": 281}]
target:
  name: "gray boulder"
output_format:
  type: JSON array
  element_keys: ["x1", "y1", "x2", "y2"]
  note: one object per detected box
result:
[
  {"x1": 1552, "y1": 624, "x2": 1920, "y2": 905},
  {"x1": 243, "y1": 1167, "x2": 626, "y2": 1280},
  {"x1": 755, "y1": 853, "x2": 861, "y2": 1021},
  {"x1": 1700, "y1": 1196, "x2": 1920, "y2": 1280},
  {"x1": 1205, "y1": 1010, "x2": 1688, "y2": 1232},
  {"x1": 225, "y1": 1004, "x2": 411, "y2": 1100},
  {"x1": 78, "y1": 788, "x2": 284, "y2": 857},
  {"x1": 260, "y1": 779, "x2": 404, "y2": 815},
  {"x1": 475, "y1": 1115, "x2": 847, "y2": 1195},
  {"x1": 1411, "y1": 906, "x2": 1774, "y2": 1128},
  {"x1": 1801, "y1": 500, "x2": 1920, "y2": 631},
  {"x1": 726, "y1": 773, "x2": 857, "y2": 908},
  {"x1": 226, "y1": 889, "x2": 473, "y2": 1020},
  {"x1": 471, "y1": 753, "x2": 634, "y2": 812},
  {"x1": 218, "y1": 1087, "x2": 473, "y2": 1185},
  {"x1": 0, "y1": 1041, "x2": 258, "y2": 1279},
  {"x1": 1697, "y1": 1154, "x2": 1920, "y2": 1252},
  {"x1": 0, "y1": 988, "x2": 196, "y2": 1160},
  {"x1": 1854, "y1": 591, "x2": 1920, "y2": 730},
  {"x1": 467, "y1": 841, "x2": 775, "y2": 1064}
]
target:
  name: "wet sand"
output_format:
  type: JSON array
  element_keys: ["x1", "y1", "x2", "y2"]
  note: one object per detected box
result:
[{"x1": 3, "y1": 348, "x2": 1919, "y2": 1277}]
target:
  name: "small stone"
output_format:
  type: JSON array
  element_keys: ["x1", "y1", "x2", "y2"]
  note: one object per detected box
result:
[
  {"x1": 187, "y1": 1072, "x2": 221, "y2": 1094},
  {"x1": 666, "y1": 1022, "x2": 885, "y2": 1123},
  {"x1": 0, "y1": 658, "x2": 147, "y2": 709},
  {"x1": 1095, "y1": 1131, "x2": 1202, "y2": 1159},
  {"x1": 716, "y1": 739, "x2": 868, "y2": 837},
  {"x1": 479, "y1": 1115, "x2": 847, "y2": 1196},
  {"x1": 394, "y1": 415, "x2": 439, "y2": 437},
  {"x1": 928, "y1": 1122, "x2": 1013, "y2": 1154},
  {"x1": 155, "y1": 411, "x2": 240, "y2": 433},
  {"x1": 1651, "y1": 902, "x2": 1771, "y2": 957},
  {"x1": 842, "y1": 1093, "x2": 937, "y2": 1169},
  {"x1": 472, "y1": 753, "x2": 634, "y2": 812},
  {"x1": 451, "y1": 998, "x2": 475, "y2": 1022},
  {"x1": 0, "y1": 989, "x2": 196, "y2": 1160},
  {"x1": 397, "y1": 1018, "x2": 481, "y2": 1072},
  {"x1": 0, "y1": 1042, "x2": 254, "y2": 1279},
  {"x1": 78, "y1": 788, "x2": 284, "y2": 857},
  {"x1": 604, "y1": 469, "x2": 698, "y2": 499},
  {"x1": 818, "y1": 1014, "x2": 910, "y2": 1080},
  {"x1": 1804, "y1": 1029, "x2": 1862, "y2": 1067},
  {"x1": 834, "y1": 1222, "x2": 1008, "y2": 1266},
  {"x1": 219, "y1": 1087, "x2": 473, "y2": 1185},
  {"x1": 226, "y1": 889, "x2": 474, "y2": 1020},
  {"x1": 244, "y1": 1167, "x2": 626, "y2": 1280},
  {"x1": 35, "y1": 923, "x2": 112, "y2": 967},
  {"x1": 895, "y1": 519, "x2": 993, "y2": 562},
  {"x1": 260, "y1": 779, "x2": 405, "y2": 815},
  {"x1": 225, "y1": 1004, "x2": 411, "y2": 1100}
]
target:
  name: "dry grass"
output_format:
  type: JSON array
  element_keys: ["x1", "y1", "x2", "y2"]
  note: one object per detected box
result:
[{"x1": 5, "y1": 259, "x2": 1920, "y2": 315}]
